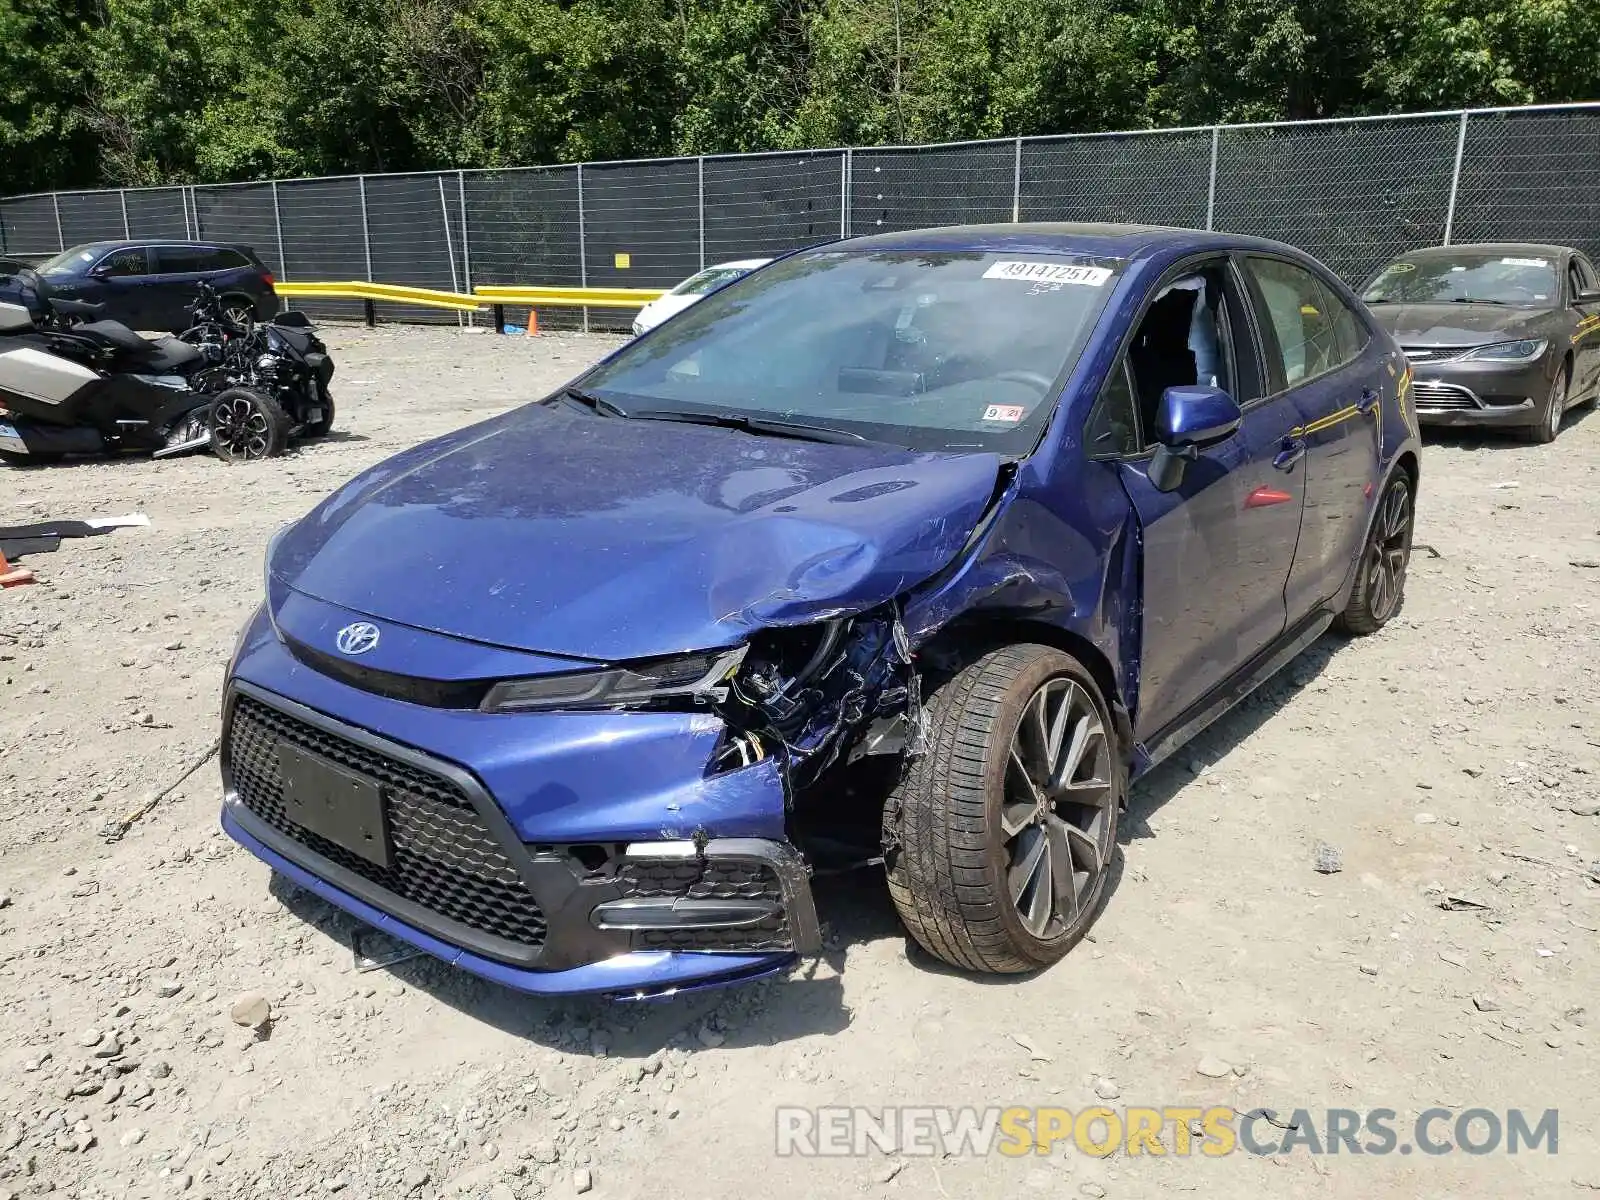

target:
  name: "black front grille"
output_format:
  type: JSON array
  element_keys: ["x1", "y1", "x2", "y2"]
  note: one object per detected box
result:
[
  {"x1": 618, "y1": 858, "x2": 791, "y2": 952},
  {"x1": 283, "y1": 636, "x2": 493, "y2": 709},
  {"x1": 227, "y1": 695, "x2": 548, "y2": 952},
  {"x1": 1403, "y1": 347, "x2": 1463, "y2": 364}
]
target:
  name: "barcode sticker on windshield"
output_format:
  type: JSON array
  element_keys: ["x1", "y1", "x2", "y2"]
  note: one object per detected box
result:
[
  {"x1": 983, "y1": 261, "x2": 1112, "y2": 287},
  {"x1": 1501, "y1": 257, "x2": 1548, "y2": 267}
]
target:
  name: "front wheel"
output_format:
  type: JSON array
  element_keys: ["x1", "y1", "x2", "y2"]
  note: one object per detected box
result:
[
  {"x1": 210, "y1": 388, "x2": 290, "y2": 462},
  {"x1": 220, "y1": 294, "x2": 258, "y2": 329},
  {"x1": 884, "y1": 645, "x2": 1123, "y2": 974},
  {"x1": 1520, "y1": 365, "x2": 1568, "y2": 444},
  {"x1": 1337, "y1": 471, "x2": 1413, "y2": 635},
  {"x1": 301, "y1": 390, "x2": 335, "y2": 438}
]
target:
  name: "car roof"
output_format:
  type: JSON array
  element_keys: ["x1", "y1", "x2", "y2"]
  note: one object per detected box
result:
[
  {"x1": 1396, "y1": 242, "x2": 1574, "y2": 260},
  {"x1": 832, "y1": 221, "x2": 1300, "y2": 262},
  {"x1": 63, "y1": 239, "x2": 255, "y2": 254}
]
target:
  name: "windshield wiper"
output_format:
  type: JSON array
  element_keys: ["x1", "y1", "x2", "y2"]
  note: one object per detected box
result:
[
  {"x1": 557, "y1": 386, "x2": 631, "y2": 418},
  {"x1": 628, "y1": 408, "x2": 870, "y2": 445},
  {"x1": 1450, "y1": 296, "x2": 1510, "y2": 305}
]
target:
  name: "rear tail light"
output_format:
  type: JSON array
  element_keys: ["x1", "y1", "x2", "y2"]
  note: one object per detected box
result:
[{"x1": 262, "y1": 272, "x2": 275, "y2": 287}]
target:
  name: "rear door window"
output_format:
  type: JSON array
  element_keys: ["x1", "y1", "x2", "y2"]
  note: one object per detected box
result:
[
  {"x1": 1576, "y1": 255, "x2": 1599, "y2": 292},
  {"x1": 1243, "y1": 257, "x2": 1347, "y2": 388},
  {"x1": 1323, "y1": 280, "x2": 1369, "y2": 365},
  {"x1": 154, "y1": 246, "x2": 208, "y2": 274},
  {"x1": 155, "y1": 246, "x2": 237, "y2": 273}
]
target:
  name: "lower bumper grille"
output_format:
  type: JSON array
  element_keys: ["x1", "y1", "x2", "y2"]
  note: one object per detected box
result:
[
  {"x1": 616, "y1": 858, "x2": 792, "y2": 952},
  {"x1": 1413, "y1": 380, "x2": 1481, "y2": 410},
  {"x1": 227, "y1": 694, "x2": 548, "y2": 953}
]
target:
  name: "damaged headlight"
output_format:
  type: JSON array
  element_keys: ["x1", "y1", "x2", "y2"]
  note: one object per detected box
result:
[
  {"x1": 479, "y1": 647, "x2": 747, "y2": 713},
  {"x1": 718, "y1": 609, "x2": 923, "y2": 785}
]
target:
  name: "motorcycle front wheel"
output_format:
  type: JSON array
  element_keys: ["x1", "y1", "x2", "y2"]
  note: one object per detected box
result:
[
  {"x1": 209, "y1": 388, "x2": 290, "y2": 462},
  {"x1": 301, "y1": 389, "x2": 335, "y2": 438}
]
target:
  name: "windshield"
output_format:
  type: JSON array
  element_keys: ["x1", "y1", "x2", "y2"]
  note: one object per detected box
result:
[
  {"x1": 671, "y1": 266, "x2": 754, "y2": 296},
  {"x1": 579, "y1": 248, "x2": 1123, "y2": 454},
  {"x1": 1362, "y1": 253, "x2": 1558, "y2": 306},
  {"x1": 35, "y1": 247, "x2": 98, "y2": 279}
]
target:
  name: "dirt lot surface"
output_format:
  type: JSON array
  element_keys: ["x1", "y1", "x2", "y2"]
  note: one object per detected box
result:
[{"x1": 2, "y1": 324, "x2": 1599, "y2": 1200}]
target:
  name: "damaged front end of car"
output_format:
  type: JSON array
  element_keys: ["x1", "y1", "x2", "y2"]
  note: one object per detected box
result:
[
  {"x1": 220, "y1": 592, "x2": 952, "y2": 1001},
  {"x1": 222, "y1": 422, "x2": 1033, "y2": 997}
]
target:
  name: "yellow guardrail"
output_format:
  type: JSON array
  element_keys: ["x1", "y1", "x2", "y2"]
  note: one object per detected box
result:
[
  {"x1": 273, "y1": 279, "x2": 667, "y2": 331},
  {"x1": 275, "y1": 280, "x2": 484, "y2": 313},
  {"x1": 473, "y1": 284, "x2": 666, "y2": 310}
]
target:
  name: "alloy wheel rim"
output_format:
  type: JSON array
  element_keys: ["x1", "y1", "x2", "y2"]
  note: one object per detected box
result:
[
  {"x1": 214, "y1": 397, "x2": 270, "y2": 459},
  {"x1": 224, "y1": 305, "x2": 254, "y2": 327},
  {"x1": 1002, "y1": 678, "x2": 1116, "y2": 939},
  {"x1": 1366, "y1": 482, "x2": 1411, "y2": 622},
  {"x1": 1548, "y1": 376, "x2": 1565, "y2": 438}
]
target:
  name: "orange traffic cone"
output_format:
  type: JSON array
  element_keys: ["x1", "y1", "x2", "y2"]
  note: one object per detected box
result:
[
  {"x1": 0, "y1": 549, "x2": 35, "y2": 588},
  {"x1": 524, "y1": 310, "x2": 539, "y2": 337}
]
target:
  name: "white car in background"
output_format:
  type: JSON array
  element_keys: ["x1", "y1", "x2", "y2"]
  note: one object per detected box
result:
[{"x1": 631, "y1": 259, "x2": 772, "y2": 335}]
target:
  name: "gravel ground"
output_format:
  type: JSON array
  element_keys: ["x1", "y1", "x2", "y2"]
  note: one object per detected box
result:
[{"x1": 2, "y1": 324, "x2": 1598, "y2": 1200}]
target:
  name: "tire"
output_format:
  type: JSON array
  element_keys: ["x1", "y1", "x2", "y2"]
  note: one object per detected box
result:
[
  {"x1": 209, "y1": 388, "x2": 291, "y2": 462},
  {"x1": 1520, "y1": 365, "x2": 1568, "y2": 444},
  {"x1": 1337, "y1": 471, "x2": 1413, "y2": 636},
  {"x1": 302, "y1": 390, "x2": 335, "y2": 438},
  {"x1": 220, "y1": 294, "x2": 257, "y2": 328},
  {"x1": 1, "y1": 449, "x2": 65, "y2": 466},
  {"x1": 884, "y1": 644, "x2": 1124, "y2": 974}
]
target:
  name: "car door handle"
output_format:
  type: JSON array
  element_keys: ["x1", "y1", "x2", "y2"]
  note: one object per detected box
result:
[
  {"x1": 1273, "y1": 438, "x2": 1306, "y2": 472},
  {"x1": 1356, "y1": 387, "x2": 1380, "y2": 414}
]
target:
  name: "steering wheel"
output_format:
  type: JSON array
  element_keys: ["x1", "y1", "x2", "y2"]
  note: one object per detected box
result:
[{"x1": 991, "y1": 369, "x2": 1054, "y2": 395}]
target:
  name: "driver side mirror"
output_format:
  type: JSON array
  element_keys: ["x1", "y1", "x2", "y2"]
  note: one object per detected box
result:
[
  {"x1": 1577, "y1": 288, "x2": 1600, "y2": 304},
  {"x1": 1149, "y1": 385, "x2": 1242, "y2": 493}
]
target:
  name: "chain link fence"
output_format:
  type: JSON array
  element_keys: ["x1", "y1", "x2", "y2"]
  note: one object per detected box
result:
[{"x1": 3, "y1": 102, "x2": 1598, "y2": 328}]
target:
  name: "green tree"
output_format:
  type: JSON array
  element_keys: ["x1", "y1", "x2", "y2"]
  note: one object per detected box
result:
[{"x1": 0, "y1": 0, "x2": 97, "y2": 192}]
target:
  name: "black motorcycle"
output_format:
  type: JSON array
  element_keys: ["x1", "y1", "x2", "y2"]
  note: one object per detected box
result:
[
  {"x1": 0, "y1": 282, "x2": 334, "y2": 465},
  {"x1": 184, "y1": 282, "x2": 337, "y2": 451}
]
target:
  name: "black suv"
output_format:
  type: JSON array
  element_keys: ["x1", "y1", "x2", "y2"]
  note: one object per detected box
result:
[{"x1": 0, "y1": 241, "x2": 277, "y2": 333}]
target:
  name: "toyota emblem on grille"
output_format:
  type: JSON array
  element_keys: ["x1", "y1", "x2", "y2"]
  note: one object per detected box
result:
[{"x1": 335, "y1": 622, "x2": 381, "y2": 655}]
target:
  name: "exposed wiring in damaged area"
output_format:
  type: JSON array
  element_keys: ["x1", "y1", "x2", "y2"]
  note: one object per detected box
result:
[{"x1": 713, "y1": 603, "x2": 928, "y2": 793}]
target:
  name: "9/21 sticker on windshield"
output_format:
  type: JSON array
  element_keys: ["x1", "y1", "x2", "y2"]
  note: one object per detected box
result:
[
  {"x1": 983, "y1": 262, "x2": 1113, "y2": 287},
  {"x1": 983, "y1": 404, "x2": 1027, "y2": 423}
]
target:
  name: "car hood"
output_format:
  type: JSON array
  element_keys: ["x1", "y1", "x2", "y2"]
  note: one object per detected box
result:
[
  {"x1": 635, "y1": 295, "x2": 697, "y2": 329},
  {"x1": 272, "y1": 404, "x2": 1001, "y2": 660},
  {"x1": 1367, "y1": 302, "x2": 1555, "y2": 347}
]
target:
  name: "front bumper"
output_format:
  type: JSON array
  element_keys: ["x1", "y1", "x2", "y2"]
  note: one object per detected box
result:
[
  {"x1": 1409, "y1": 357, "x2": 1551, "y2": 427},
  {"x1": 219, "y1": 613, "x2": 820, "y2": 997}
]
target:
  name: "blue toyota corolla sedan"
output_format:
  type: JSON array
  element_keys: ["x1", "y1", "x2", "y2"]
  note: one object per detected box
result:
[{"x1": 220, "y1": 223, "x2": 1420, "y2": 999}]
